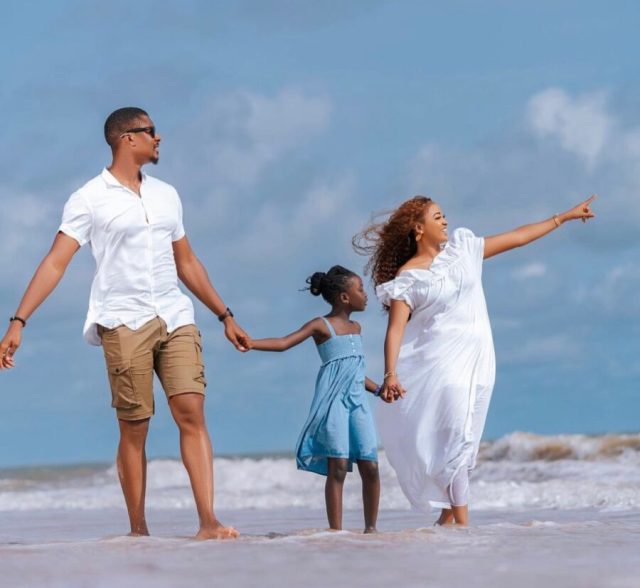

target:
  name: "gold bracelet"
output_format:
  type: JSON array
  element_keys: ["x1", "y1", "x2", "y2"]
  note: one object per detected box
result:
[
  {"x1": 383, "y1": 371, "x2": 396, "y2": 380},
  {"x1": 552, "y1": 214, "x2": 561, "y2": 228}
]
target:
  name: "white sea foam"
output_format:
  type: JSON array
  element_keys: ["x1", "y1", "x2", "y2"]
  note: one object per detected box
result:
[{"x1": 1, "y1": 432, "x2": 639, "y2": 512}]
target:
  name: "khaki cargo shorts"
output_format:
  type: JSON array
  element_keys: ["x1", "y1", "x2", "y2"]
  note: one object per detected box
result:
[{"x1": 99, "y1": 317, "x2": 207, "y2": 421}]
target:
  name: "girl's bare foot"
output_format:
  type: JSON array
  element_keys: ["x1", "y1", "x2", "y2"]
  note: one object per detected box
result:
[
  {"x1": 364, "y1": 527, "x2": 378, "y2": 534},
  {"x1": 127, "y1": 522, "x2": 150, "y2": 537}
]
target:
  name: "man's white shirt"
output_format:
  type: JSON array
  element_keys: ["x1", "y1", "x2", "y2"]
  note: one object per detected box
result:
[{"x1": 59, "y1": 168, "x2": 195, "y2": 346}]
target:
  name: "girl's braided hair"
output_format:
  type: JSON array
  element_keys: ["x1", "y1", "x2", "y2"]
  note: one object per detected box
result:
[
  {"x1": 306, "y1": 265, "x2": 357, "y2": 305},
  {"x1": 352, "y1": 195, "x2": 433, "y2": 288}
]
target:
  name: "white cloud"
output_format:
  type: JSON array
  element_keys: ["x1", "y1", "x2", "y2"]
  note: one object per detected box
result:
[
  {"x1": 171, "y1": 88, "x2": 333, "y2": 233},
  {"x1": 526, "y1": 88, "x2": 613, "y2": 170},
  {"x1": 512, "y1": 262, "x2": 547, "y2": 280},
  {"x1": 501, "y1": 333, "x2": 583, "y2": 364},
  {"x1": 574, "y1": 262, "x2": 640, "y2": 316},
  {"x1": 193, "y1": 88, "x2": 331, "y2": 190},
  {"x1": 233, "y1": 174, "x2": 358, "y2": 262},
  {"x1": 0, "y1": 191, "x2": 55, "y2": 282}
]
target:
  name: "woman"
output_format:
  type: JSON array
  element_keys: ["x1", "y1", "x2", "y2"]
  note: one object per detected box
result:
[{"x1": 353, "y1": 195, "x2": 596, "y2": 525}]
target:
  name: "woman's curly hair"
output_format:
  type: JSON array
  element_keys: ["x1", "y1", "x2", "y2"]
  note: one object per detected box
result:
[{"x1": 352, "y1": 195, "x2": 433, "y2": 288}]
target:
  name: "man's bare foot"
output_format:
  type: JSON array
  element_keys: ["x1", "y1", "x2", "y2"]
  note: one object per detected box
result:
[
  {"x1": 127, "y1": 530, "x2": 150, "y2": 537},
  {"x1": 194, "y1": 521, "x2": 239, "y2": 540},
  {"x1": 363, "y1": 527, "x2": 378, "y2": 534}
]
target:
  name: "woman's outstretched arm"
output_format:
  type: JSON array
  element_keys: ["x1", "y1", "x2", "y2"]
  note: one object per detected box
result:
[
  {"x1": 483, "y1": 195, "x2": 596, "y2": 260},
  {"x1": 379, "y1": 299, "x2": 411, "y2": 402},
  {"x1": 250, "y1": 318, "x2": 325, "y2": 352}
]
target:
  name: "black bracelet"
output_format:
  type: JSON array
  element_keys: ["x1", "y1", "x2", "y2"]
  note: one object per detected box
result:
[
  {"x1": 9, "y1": 316, "x2": 27, "y2": 328},
  {"x1": 217, "y1": 308, "x2": 234, "y2": 322}
]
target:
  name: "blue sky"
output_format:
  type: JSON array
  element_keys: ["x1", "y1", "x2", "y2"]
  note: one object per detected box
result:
[{"x1": 0, "y1": 1, "x2": 638, "y2": 466}]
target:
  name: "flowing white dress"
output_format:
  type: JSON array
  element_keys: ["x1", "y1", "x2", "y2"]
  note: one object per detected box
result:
[{"x1": 376, "y1": 228, "x2": 496, "y2": 511}]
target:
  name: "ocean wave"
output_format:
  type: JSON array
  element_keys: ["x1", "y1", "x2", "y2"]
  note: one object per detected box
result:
[
  {"x1": 1, "y1": 432, "x2": 639, "y2": 512},
  {"x1": 478, "y1": 431, "x2": 640, "y2": 463}
]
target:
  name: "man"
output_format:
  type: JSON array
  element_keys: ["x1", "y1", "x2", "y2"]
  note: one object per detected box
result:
[{"x1": 0, "y1": 107, "x2": 249, "y2": 540}]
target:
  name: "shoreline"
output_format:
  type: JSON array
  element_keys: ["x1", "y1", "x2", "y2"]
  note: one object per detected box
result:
[{"x1": 2, "y1": 507, "x2": 639, "y2": 588}]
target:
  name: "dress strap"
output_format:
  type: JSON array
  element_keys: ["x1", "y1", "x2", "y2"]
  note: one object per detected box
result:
[{"x1": 320, "y1": 316, "x2": 337, "y2": 338}]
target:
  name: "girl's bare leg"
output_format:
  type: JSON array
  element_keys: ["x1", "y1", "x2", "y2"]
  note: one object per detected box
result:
[
  {"x1": 357, "y1": 460, "x2": 380, "y2": 533},
  {"x1": 325, "y1": 458, "x2": 349, "y2": 530}
]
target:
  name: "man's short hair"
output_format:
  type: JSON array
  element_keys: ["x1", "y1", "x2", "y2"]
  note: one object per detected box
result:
[{"x1": 104, "y1": 107, "x2": 149, "y2": 146}]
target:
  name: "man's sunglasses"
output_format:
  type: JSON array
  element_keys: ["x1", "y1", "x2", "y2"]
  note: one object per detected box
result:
[{"x1": 121, "y1": 126, "x2": 156, "y2": 138}]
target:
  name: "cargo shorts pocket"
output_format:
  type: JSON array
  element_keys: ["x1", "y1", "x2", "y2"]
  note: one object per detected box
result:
[
  {"x1": 193, "y1": 332, "x2": 207, "y2": 387},
  {"x1": 108, "y1": 361, "x2": 140, "y2": 409}
]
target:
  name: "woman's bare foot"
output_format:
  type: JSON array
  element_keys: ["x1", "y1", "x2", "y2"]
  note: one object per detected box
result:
[
  {"x1": 435, "y1": 508, "x2": 454, "y2": 526},
  {"x1": 363, "y1": 527, "x2": 378, "y2": 534},
  {"x1": 194, "y1": 521, "x2": 239, "y2": 540}
]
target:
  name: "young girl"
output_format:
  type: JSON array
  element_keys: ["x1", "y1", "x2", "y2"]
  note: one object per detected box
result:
[{"x1": 250, "y1": 265, "x2": 382, "y2": 533}]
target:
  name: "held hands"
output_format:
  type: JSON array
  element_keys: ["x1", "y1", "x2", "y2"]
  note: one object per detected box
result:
[
  {"x1": 561, "y1": 195, "x2": 597, "y2": 224},
  {"x1": 0, "y1": 322, "x2": 22, "y2": 371},
  {"x1": 379, "y1": 375, "x2": 406, "y2": 403},
  {"x1": 223, "y1": 317, "x2": 252, "y2": 352}
]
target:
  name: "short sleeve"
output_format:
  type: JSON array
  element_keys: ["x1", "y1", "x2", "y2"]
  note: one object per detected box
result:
[
  {"x1": 376, "y1": 274, "x2": 418, "y2": 310},
  {"x1": 449, "y1": 227, "x2": 484, "y2": 268},
  {"x1": 172, "y1": 189, "x2": 186, "y2": 242},
  {"x1": 58, "y1": 192, "x2": 92, "y2": 247}
]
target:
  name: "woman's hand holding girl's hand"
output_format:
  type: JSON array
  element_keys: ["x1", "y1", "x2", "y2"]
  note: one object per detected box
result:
[
  {"x1": 380, "y1": 375, "x2": 405, "y2": 403},
  {"x1": 561, "y1": 195, "x2": 597, "y2": 224}
]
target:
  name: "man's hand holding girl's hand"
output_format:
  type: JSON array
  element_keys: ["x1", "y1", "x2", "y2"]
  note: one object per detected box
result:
[{"x1": 223, "y1": 318, "x2": 252, "y2": 352}]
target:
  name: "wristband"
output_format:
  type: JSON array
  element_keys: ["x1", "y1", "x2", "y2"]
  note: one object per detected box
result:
[
  {"x1": 552, "y1": 214, "x2": 562, "y2": 228},
  {"x1": 383, "y1": 371, "x2": 396, "y2": 380},
  {"x1": 217, "y1": 307, "x2": 234, "y2": 322},
  {"x1": 373, "y1": 385, "x2": 383, "y2": 397},
  {"x1": 9, "y1": 316, "x2": 26, "y2": 328}
]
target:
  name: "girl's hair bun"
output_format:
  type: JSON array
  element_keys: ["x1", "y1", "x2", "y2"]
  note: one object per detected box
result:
[
  {"x1": 307, "y1": 272, "x2": 327, "y2": 296},
  {"x1": 304, "y1": 266, "x2": 358, "y2": 304}
]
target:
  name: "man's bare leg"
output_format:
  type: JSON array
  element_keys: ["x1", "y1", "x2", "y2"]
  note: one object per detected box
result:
[
  {"x1": 168, "y1": 393, "x2": 238, "y2": 540},
  {"x1": 117, "y1": 418, "x2": 150, "y2": 536}
]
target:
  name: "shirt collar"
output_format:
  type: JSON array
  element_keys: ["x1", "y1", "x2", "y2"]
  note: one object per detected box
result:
[{"x1": 101, "y1": 167, "x2": 148, "y2": 189}]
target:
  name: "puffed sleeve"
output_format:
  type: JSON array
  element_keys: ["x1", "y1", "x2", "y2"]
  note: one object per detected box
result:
[
  {"x1": 449, "y1": 227, "x2": 484, "y2": 268},
  {"x1": 172, "y1": 189, "x2": 186, "y2": 242},
  {"x1": 376, "y1": 274, "x2": 418, "y2": 310},
  {"x1": 58, "y1": 191, "x2": 92, "y2": 247}
]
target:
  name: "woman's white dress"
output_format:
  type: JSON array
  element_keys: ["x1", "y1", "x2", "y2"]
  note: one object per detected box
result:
[{"x1": 376, "y1": 228, "x2": 496, "y2": 511}]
